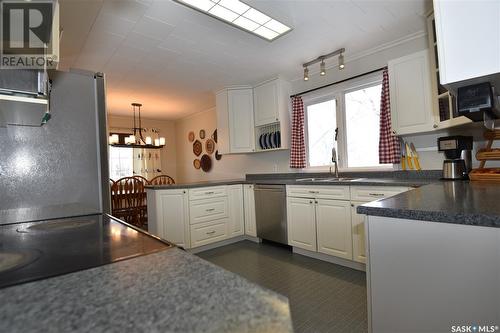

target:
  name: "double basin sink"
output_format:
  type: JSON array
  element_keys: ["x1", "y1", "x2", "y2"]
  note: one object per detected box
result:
[{"x1": 295, "y1": 177, "x2": 362, "y2": 183}]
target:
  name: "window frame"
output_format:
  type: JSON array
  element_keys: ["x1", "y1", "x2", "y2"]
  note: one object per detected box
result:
[{"x1": 303, "y1": 72, "x2": 395, "y2": 172}]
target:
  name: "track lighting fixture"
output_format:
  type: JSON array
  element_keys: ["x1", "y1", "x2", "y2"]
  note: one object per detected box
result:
[
  {"x1": 302, "y1": 47, "x2": 345, "y2": 80},
  {"x1": 320, "y1": 59, "x2": 326, "y2": 76}
]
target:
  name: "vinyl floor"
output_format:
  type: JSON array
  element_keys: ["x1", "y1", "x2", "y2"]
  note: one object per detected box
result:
[{"x1": 197, "y1": 240, "x2": 368, "y2": 333}]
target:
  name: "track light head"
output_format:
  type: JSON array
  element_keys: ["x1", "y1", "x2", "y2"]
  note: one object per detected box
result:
[
  {"x1": 303, "y1": 67, "x2": 309, "y2": 81},
  {"x1": 338, "y1": 53, "x2": 345, "y2": 70},
  {"x1": 320, "y1": 59, "x2": 326, "y2": 76}
]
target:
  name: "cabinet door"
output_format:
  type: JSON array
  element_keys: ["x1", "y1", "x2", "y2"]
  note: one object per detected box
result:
[
  {"x1": 228, "y1": 88, "x2": 255, "y2": 153},
  {"x1": 434, "y1": 1, "x2": 500, "y2": 84},
  {"x1": 254, "y1": 80, "x2": 279, "y2": 126},
  {"x1": 227, "y1": 185, "x2": 244, "y2": 237},
  {"x1": 388, "y1": 50, "x2": 435, "y2": 135},
  {"x1": 159, "y1": 190, "x2": 189, "y2": 248},
  {"x1": 215, "y1": 90, "x2": 230, "y2": 154},
  {"x1": 243, "y1": 184, "x2": 257, "y2": 237},
  {"x1": 287, "y1": 197, "x2": 317, "y2": 251},
  {"x1": 316, "y1": 199, "x2": 352, "y2": 260},
  {"x1": 351, "y1": 201, "x2": 367, "y2": 264}
]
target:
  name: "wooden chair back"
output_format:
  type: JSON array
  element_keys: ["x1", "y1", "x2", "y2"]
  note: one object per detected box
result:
[{"x1": 149, "y1": 175, "x2": 175, "y2": 186}]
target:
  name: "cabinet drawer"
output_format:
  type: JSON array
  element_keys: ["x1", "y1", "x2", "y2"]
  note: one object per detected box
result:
[
  {"x1": 190, "y1": 219, "x2": 228, "y2": 248},
  {"x1": 350, "y1": 186, "x2": 408, "y2": 202},
  {"x1": 189, "y1": 197, "x2": 228, "y2": 225},
  {"x1": 189, "y1": 186, "x2": 227, "y2": 201},
  {"x1": 286, "y1": 185, "x2": 350, "y2": 200}
]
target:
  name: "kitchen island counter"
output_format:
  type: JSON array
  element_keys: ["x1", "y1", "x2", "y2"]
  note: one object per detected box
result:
[
  {"x1": 0, "y1": 248, "x2": 293, "y2": 333},
  {"x1": 358, "y1": 181, "x2": 500, "y2": 228}
]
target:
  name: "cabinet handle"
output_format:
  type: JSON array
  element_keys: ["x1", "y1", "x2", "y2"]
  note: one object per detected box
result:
[
  {"x1": 206, "y1": 208, "x2": 215, "y2": 212},
  {"x1": 309, "y1": 200, "x2": 313, "y2": 204},
  {"x1": 315, "y1": 200, "x2": 318, "y2": 204},
  {"x1": 205, "y1": 191, "x2": 215, "y2": 195},
  {"x1": 308, "y1": 190, "x2": 319, "y2": 194},
  {"x1": 368, "y1": 193, "x2": 385, "y2": 197},
  {"x1": 351, "y1": 204, "x2": 355, "y2": 207},
  {"x1": 183, "y1": 190, "x2": 186, "y2": 194},
  {"x1": 433, "y1": 124, "x2": 438, "y2": 129},
  {"x1": 206, "y1": 231, "x2": 216, "y2": 235}
]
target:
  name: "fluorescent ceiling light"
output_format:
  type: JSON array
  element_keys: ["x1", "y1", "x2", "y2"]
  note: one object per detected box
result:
[
  {"x1": 174, "y1": 0, "x2": 292, "y2": 41},
  {"x1": 209, "y1": 4, "x2": 239, "y2": 22},
  {"x1": 243, "y1": 8, "x2": 271, "y2": 25},
  {"x1": 264, "y1": 19, "x2": 291, "y2": 34},
  {"x1": 181, "y1": 0, "x2": 216, "y2": 12},
  {"x1": 254, "y1": 26, "x2": 278, "y2": 40},
  {"x1": 233, "y1": 16, "x2": 259, "y2": 31},
  {"x1": 218, "y1": 0, "x2": 249, "y2": 15}
]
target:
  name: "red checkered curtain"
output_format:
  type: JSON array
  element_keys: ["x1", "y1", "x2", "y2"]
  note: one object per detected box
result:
[
  {"x1": 379, "y1": 67, "x2": 400, "y2": 164},
  {"x1": 290, "y1": 96, "x2": 306, "y2": 168}
]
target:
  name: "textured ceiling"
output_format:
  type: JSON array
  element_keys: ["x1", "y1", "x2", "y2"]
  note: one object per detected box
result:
[{"x1": 59, "y1": 0, "x2": 431, "y2": 120}]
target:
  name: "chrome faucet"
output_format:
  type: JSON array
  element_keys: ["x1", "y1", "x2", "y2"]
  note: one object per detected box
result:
[{"x1": 330, "y1": 147, "x2": 339, "y2": 178}]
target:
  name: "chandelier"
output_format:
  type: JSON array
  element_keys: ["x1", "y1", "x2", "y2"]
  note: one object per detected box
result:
[{"x1": 108, "y1": 103, "x2": 165, "y2": 149}]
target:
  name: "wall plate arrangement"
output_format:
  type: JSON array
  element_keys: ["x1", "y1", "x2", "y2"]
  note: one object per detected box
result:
[
  {"x1": 200, "y1": 154, "x2": 212, "y2": 172},
  {"x1": 188, "y1": 131, "x2": 195, "y2": 142},
  {"x1": 212, "y1": 129, "x2": 217, "y2": 143},
  {"x1": 193, "y1": 159, "x2": 201, "y2": 170},
  {"x1": 193, "y1": 140, "x2": 202, "y2": 156},
  {"x1": 205, "y1": 139, "x2": 215, "y2": 154},
  {"x1": 199, "y1": 129, "x2": 206, "y2": 139},
  {"x1": 215, "y1": 150, "x2": 222, "y2": 161}
]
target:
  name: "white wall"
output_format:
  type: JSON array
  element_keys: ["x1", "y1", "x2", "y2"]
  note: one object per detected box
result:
[{"x1": 108, "y1": 115, "x2": 178, "y2": 181}]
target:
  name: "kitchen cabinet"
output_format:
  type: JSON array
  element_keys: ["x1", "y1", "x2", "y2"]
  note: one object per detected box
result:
[
  {"x1": 243, "y1": 184, "x2": 257, "y2": 237},
  {"x1": 433, "y1": 1, "x2": 500, "y2": 85},
  {"x1": 147, "y1": 189, "x2": 190, "y2": 248},
  {"x1": 351, "y1": 201, "x2": 367, "y2": 264},
  {"x1": 227, "y1": 185, "x2": 244, "y2": 237},
  {"x1": 316, "y1": 199, "x2": 352, "y2": 259},
  {"x1": 388, "y1": 50, "x2": 435, "y2": 135},
  {"x1": 287, "y1": 196, "x2": 317, "y2": 252},
  {"x1": 216, "y1": 87, "x2": 255, "y2": 154}
]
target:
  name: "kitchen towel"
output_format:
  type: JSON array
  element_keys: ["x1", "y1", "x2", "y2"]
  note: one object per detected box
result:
[
  {"x1": 290, "y1": 96, "x2": 306, "y2": 168},
  {"x1": 379, "y1": 67, "x2": 401, "y2": 164}
]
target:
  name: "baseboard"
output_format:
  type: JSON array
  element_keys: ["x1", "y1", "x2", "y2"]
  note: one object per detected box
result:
[
  {"x1": 293, "y1": 247, "x2": 366, "y2": 272},
  {"x1": 244, "y1": 235, "x2": 261, "y2": 243},
  {"x1": 188, "y1": 235, "x2": 262, "y2": 253}
]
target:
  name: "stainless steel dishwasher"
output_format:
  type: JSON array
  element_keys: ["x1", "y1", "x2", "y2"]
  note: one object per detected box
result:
[{"x1": 254, "y1": 184, "x2": 287, "y2": 245}]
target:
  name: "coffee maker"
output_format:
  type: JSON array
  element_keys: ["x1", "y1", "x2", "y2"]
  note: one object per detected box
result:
[{"x1": 437, "y1": 136, "x2": 473, "y2": 180}]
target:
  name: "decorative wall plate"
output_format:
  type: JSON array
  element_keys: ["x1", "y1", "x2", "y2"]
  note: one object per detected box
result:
[
  {"x1": 205, "y1": 139, "x2": 215, "y2": 154},
  {"x1": 188, "y1": 131, "x2": 195, "y2": 142},
  {"x1": 200, "y1": 154, "x2": 212, "y2": 172},
  {"x1": 199, "y1": 129, "x2": 206, "y2": 139},
  {"x1": 193, "y1": 159, "x2": 201, "y2": 169},
  {"x1": 215, "y1": 150, "x2": 222, "y2": 161},
  {"x1": 193, "y1": 140, "x2": 202, "y2": 156},
  {"x1": 212, "y1": 129, "x2": 217, "y2": 143}
]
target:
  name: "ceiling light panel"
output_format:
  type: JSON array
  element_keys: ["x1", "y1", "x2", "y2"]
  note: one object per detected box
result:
[{"x1": 174, "y1": 0, "x2": 292, "y2": 41}]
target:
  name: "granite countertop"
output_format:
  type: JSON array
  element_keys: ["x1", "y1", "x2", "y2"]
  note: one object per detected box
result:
[
  {"x1": 358, "y1": 181, "x2": 500, "y2": 228},
  {"x1": 146, "y1": 174, "x2": 436, "y2": 190},
  {"x1": 0, "y1": 248, "x2": 293, "y2": 333}
]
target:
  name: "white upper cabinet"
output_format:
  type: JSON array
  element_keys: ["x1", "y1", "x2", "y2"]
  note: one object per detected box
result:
[
  {"x1": 389, "y1": 50, "x2": 436, "y2": 135},
  {"x1": 433, "y1": 0, "x2": 500, "y2": 85},
  {"x1": 216, "y1": 87, "x2": 255, "y2": 154},
  {"x1": 253, "y1": 78, "x2": 291, "y2": 127}
]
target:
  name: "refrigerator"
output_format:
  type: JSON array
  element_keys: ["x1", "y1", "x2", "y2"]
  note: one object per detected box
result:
[{"x1": 0, "y1": 69, "x2": 110, "y2": 224}]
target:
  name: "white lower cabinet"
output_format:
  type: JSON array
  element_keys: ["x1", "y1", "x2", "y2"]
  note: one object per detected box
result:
[
  {"x1": 243, "y1": 184, "x2": 257, "y2": 237},
  {"x1": 147, "y1": 189, "x2": 190, "y2": 248},
  {"x1": 287, "y1": 196, "x2": 317, "y2": 251},
  {"x1": 351, "y1": 201, "x2": 367, "y2": 264},
  {"x1": 316, "y1": 199, "x2": 352, "y2": 260},
  {"x1": 227, "y1": 185, "x2": 244, "y2": 237},
  {"x1": 190, "y1": 219, "x2": 228, "y2": 248}
]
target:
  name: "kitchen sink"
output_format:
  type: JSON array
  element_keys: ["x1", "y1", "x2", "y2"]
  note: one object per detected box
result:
[{"x1": 295, "y1": 177, "x2": 360, "y2": 182}]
